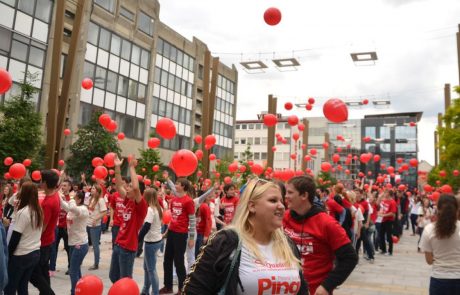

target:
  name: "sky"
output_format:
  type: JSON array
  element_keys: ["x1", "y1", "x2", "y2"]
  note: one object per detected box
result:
[{"x1": 159, "y1": 0, "x2": 460, "y2": 165}]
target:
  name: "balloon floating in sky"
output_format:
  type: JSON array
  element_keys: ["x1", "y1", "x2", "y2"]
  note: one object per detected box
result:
[
  {"x1": 170, "y1": 149, "x2": 198, "y2": 177},
  {"x1": 323, "y1": 98, "x2": 348, "y2": 123},
  {"x1": 0, "y1": 68, "x2": 12, "y2": 94},
  {"x1": 263, "y1": 7, "x2": 282, "y2": 26},
  {"x1": 81, "y1": 78, "x2": 93, "y2": 90},
  {"x1": 156, "y1": 118, "x2": 176, "y2": 140}
]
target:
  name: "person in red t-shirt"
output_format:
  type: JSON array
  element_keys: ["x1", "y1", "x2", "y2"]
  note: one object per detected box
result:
[
  {"x1": 195, "y1": 192, "x2": 213, "y2": 257},
  {"x1": 283, "y1": 176, "x2": 358, "y2": 295},
  {"x1": 29, "y1": 169, "x2": 60, "y2": 295},
  {"x1": 109, "y1": 176, "x2": 129, "y2": 246},
  {"x1": 109, "y1": 155, "x2": 147, "y2": 283},
  {"x1": 49, "y1": 179, "x2": 72, "y2": 275},
  {"x1": 220, "y1": 183, "x2": 239, "y2": 225},
  {"x1": 378, "y1": 190, "x2": 397, "y2": 255}
]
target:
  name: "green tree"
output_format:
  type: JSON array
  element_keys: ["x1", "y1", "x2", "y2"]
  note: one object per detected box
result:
[
  {"x1": 136, "y1": 148, "x2": 164, "y2": 181},
  {"x1": 238, "y1": 144, "x2": 254, "y2": 184},
  {"x1": 0, "y1": 72, "x2": 45, "y2": 174},
  {"x1": 316, "y1": 171, "x2": 337, "y2": 190},
  {"x1": 65, "y1": 110, "x2": 121, "y2": 178}
]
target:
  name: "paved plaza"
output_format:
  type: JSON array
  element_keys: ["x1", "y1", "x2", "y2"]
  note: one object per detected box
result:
[{"x1": 27, "y1": 228, "x2": 431, "y2": 295}]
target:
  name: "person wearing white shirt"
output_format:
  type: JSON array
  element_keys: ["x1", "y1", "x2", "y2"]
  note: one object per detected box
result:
[
  {"x1": 420, "y1": 195, "x2": 460, "y2": 295},
  {"x1": 60, "y1": 191, "x2": 89, "y2": 295},
  {"x1": 5, "y1": 182, "x2": 43, "y2": 295},
  {"x1": 86, "y1": 184, "x2": 107, "y2": 270}
]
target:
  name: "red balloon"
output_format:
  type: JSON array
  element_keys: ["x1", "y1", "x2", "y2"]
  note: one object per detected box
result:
[
  {"x1": 81, "y1": 78, "x2": 93, "y2": 90},
  {"x1": 98, "y1": 114, "x2": 111, "y2": 128},
  {"x1": 310, "y1": 149, "x2": 317, "y2": 155},
  {"x1": 194, "y1": 135, "x2": 202, "y2": 144},
  {"x1": 332, "y1": 154, "x2": 340, "y2": 163},
  {"x1": 345, "y1": 169, "x2": 350, "y2": 175},
  {"x1": 94, "y1": 166, "x2": 108, "y2": 180},
  {"x1": 292, "y1": 132, "x2": 300, "y2": 141},
  {"x1": 23, "y1": 159, "x2": 32, "y2": 167},
  {"x1": 209, "y1": 154, "x2": 216, "y2": 161},
  {"x1": 51, "y1": 168, "x2": 61, "y2": 177},
  {"x1": 106, "y1": 120, "x2": 117, "y2": 133},
  {"x1": 392, "y1": 236, "x2": 399, "y2": 244},
  {"x1": 152, "y1": 165, "x2": 159, "y2": 172},
  {"x1": 431, "y1": 192, "x2": 440, "y2": 202},
  {"x1": 156, "y1": 118, "x2": 176, "y2": 140},
  {"x1": 144, "y1": 179, "x2": 151, "y2": 186},
  {"x1": 92, "y1": 157, "x2": 104, "y2": 168},
  {"x1": 298, "y1": 123, "x2": 305, "y2": 131},
  {"x1": 204, "y1": 135, "x2": 216, "y2": 148},
  {"x1": 387, "y1": 166, "x2": 395, "y2": 174},
  {"x1": 398, "y1": 184, "x2": 406, "y2": 191},
  {"x1": 337, "y1": 147, "x2": 342, "y2": 153},
  {"x1": 148, "y1": 137, "x2": 161, "y2": 149},
  {"x1": 117, "y1": 132, "x2": 125, "y2": 140},
  {"x1": 195, "y1": 149, "x2": 203, "y2": 160},
  {"x1": 290, "y1": 154, "x2": 297, "y2": 160},
  {"x1": 224, "y1": 176, "x2": 232, "y2": 184},
  {"x1": 108, "y1": 277, "x2": 139, "y2": 295},
  {"x1": 64, "y1": 129, "x2": 71, "y2": 136},
  {"x1": 272, "y1": 146, "x2": 277, "y2": 152},
  {"x1": 424, "y1": 184, "x2": 433, "y2": 192},
  {"x1": 75, "y1": 275, "x2": 103, "y2": 295},
  {"x1": 263, "y1": 7, "x2": 282, "y2": 26},
  {"x1": 31, "y1": 170, "x2": 41, "y2": 181},
  {"x1": 251, "y1": 164, "x2": 264, "y2": 176},
  {"x1": 3, "y1": 172, "x2": 10, "y2": 180},
  {"x1": 162, "y1": 210, "x2": 172, "y2": 224},
  {"x1": 441, "y1": 184, "x2": 453, "y2": 194},
  {"x1": 439, "y1": 170, "x2": 447, "y2": 178},
  {"x1": 409, "y1": 158, "x2": 418, "y2": 167},
  {"x1": 58, "y1": 160, "x2": 65, "y2": 166},
  {"x1": 396, "y1": 157, "x2": 404, "y2": 164},
  {"x1": 409, "y1": 122, "x2": 416, "y2": 127},
  {"x1": 322, "y1": 142, "x2": 329, "y2": 150},
  {"x1": 9, "y1": 163, "x2": 26, "y2": 179},
  {"x1": 308, "y1": 97, "x2": 315, "y2": 105},
  {"x1": 263, "y1": 114, "x2": 278, "y2": 127},
  {"x1": 321, "y1": 162, "x2": 332, "y2": 172},
  {"x1": 287, "y1": 115, "x2": 299, "y2": 126},
  {"x1": 301, "y1": 144, "x2": 306, "y2": 150},
  {"x1": 104, "y1": 152, "x2": 116, "y2": 168},
  {"x1": 304, "y1": 155, "x2": 311, "y2": 162},
  {"x1": 137, "y1": 175, "x2": 143, "y2": 182},
  {"x1": 239, "y1": 165, "x2": 247, "y2": 173},
  {"x1": 362, "y1": 99, "x2": 369, "y2": 105},
  {"x1": 170, "y1": 149, "x2": 198, "y2": 177},
  {"x1": 228, "y1": 162, "x2": 238, "y2": 173},
  {"x1": 305, "y1": 104, "x2": 313, "y2": 111},
  {"x1": 323, "y1": 98, "x2": 348, "y2": 123},
  {"x1": 3, "y1": 157, "x2": 13, "y2": 166},
  {"x1": 0, "y1": 68, "x2": 12, "y2": 94},
  {"x1": 109, "y1": 169, "x2": 115, "y2": 175},
  {"x1": 284, "y1": 102, "x2": 293, "y2": 110},
  {"x1": 373, "y1": 155, "x2": 381, "y2": 162},
  {"x1": 360, "y1": 153, "x2": 371, "y2": 164},
  {"x1": 454, "y1": 170, "x2": 460, "y2": 177}
]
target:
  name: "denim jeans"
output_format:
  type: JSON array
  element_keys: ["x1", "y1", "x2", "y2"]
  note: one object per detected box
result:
[
  {"x1": 88, "y1": 225, "x2": 101, "y2": 266},
  {"x1": 69, "y1": 244, "x2": 88, "y2": 295},
  {"x1": 111, "y1": 225, "x2": 120, "y2": 247},
  {"x1": 50, "y1": 227, "x2": 70, "y2": 271},
  {"x1": 30, "y1": 245, "x2": 55, "y2": 295},
  {"x1": 109, "y1": 244, "x2": 136, "y2": 283},
  {"x1": 430, "y1": 277, "x2": 460, "y2": 295},
  {"x1": 142, "y1": 241, "x2": 162, "y2": 295},
  {"x1": 195, "y1": 233, "x2": 204, "y2": 258},
  {"x1": 163, "y1": 231, "x2": 188, "y2": 290},
  {"x1": 4, "y1": 250, "x2": 40, "y2": 295}
]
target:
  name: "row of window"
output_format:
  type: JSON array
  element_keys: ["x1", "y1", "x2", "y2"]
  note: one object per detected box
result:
[
  {"x1": 215, "y1": 97, "x2": 233, "y2": 116},
  {"x1": 234, "y1": 137, "x2": 269, "y2": 145},
  {"x1": 79, "y1": 103, "x2": 145, "y2": 140},
  {"x1": 150, "y1": 127, "x2": 191, "y2": 151},
  {"x1": 93, "y1": 0, "x2": 154, "y2": 37},
  {"x1": 156, "y1": 38, "x2": 195, "y2": 72},
  {"x1": 154, "y1": 66, "x2": 193, "y2": 98},
  {"x1": 152, "y1": 98, "x2": 192, "y2": 126},
  {"x1": 1, "y1": 0, "x2": 53, "y2": 24},
  {"x1": 87, "y1": 22, "x2": 151, "y2": 69},
  {"x1": 213, "y1": 121, "x2": 233, "y2": 139},
  {"x1": 217, "y1": 74, "x2": 235, "y2": 94}
]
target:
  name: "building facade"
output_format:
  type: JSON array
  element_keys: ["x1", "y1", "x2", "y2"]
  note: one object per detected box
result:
[{"x1": 0, "y1": 0, "x2": 238, "y2": 165}]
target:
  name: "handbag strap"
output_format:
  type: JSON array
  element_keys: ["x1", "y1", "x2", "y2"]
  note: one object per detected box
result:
[{"x1": 218, "y1": 231, "x2": 242, "y2": 295}]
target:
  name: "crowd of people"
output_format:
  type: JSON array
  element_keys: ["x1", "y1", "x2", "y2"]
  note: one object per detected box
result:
[{"x1": 0, "y1": 158, "x2": 459, "y2": 295}]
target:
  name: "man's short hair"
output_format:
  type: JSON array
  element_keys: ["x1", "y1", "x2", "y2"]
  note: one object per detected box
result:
[{"x1": 41, "y1": 170, "x2": 59, "y2": 189}]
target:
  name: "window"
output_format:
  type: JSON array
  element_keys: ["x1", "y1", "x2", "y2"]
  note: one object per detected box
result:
[
  {"x1": 234, "y1": 138, "x2": 239, "y2": 144},
  {"x1": 158, "y1": 100, "x2": 166, "y2": 116},
  {"x1": 255, "y1": 124, "x2": 262, "y2": 130},
  {"x1": 240, "y1": 138, "x2": 246, "y2": 145},
  {"x1": 98, "y1": 28, "x2": 111, "y2": 51},
  {"x1": 87, "y1": 23, "x2": 99, "y2": 45},
  {"x1": 248, "y1": 124, "x2": 254, "y2": 130},
  {"x1": 261, "y1": 137, "x2": 267, "y2": 145},
  {"x1": 18, "y1": 0, "x2": 34, "y2": 15},
  {"x1": 140, "y1": 49, "x2": 149, "y2": 68},
  {"x1": 254, "y1": 153, "x2": 260, "y2": 160},
  {"x1": 29, "y1": 46, "x2": 45, "y2": 67},
  {"x1": 241, "y1": 124, "x2": 247, "y2": 130},
  {"x1": 236, "y1": 124, "x2": 240, "y2": 129},
  {"x1": 131, "y1": 45, "x2": 140, "y2": 65},
  {"x1": 121, "y1": 39, "x2": 131, "y2": 60},
  {"x1": 380, "y1": 126, "x2": 390, "y2": 139},
  {"x1": 94, "y1": 0, "x2": 116, "y2": 13},
  {"x1": 35, "y1": 0, "x2": 52, "y2": 23},
  {"x1": 138, "y1": 11, "x2": 154, "y2": 37},
  {"x1": 0, "y1": 27, "x2": 11, "y2": 54},
  {"x1": 254, "y1": 137, "x2": 260, "y2": 145},
  {"x1": 11, "y1": 40, "x2": 28, "y2": 61},
  {"x1": 106, "y1": 71, "x2": 117, "y2": 93},
  {"x1": 110, "y1": 35, "x2": 121, "y2": 55},
  {"x1": 117, "y1": 76, "x2": 129, "y2": 96},
  {"x1": 247, "y1": 137, "x2": 253, "y2": 145},
  {"x1": 119, "y1": 6, "x2": 134, "y2": 21},
  {"x1": 261, "y1": 152, "x2": 267, "y2": 160},
  {"x1": 128, "y1": 80, "x2": 138, "y2": 100},
  {"x1": 63, "y1": 28, "x2": 72, "y2": 37}
]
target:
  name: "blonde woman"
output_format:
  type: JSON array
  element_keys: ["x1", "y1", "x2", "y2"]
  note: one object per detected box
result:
[
  {"x1": 86, "y1": 184, "x2": 107, "y2": 270},
  {"x1": 183, "y1": 179, "x2": 308, "y2": 295}
]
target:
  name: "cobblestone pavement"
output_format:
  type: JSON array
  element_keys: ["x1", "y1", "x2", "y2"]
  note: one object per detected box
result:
[{"x1": 26, "y1": 228, "x2": 430, "y2": 295}]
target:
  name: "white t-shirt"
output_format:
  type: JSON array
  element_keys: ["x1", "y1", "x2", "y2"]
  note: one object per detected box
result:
[
  {"x1": 61, "y1": 199, "x2": 89, "y2": 246},
  {"x1": 13, "y1": 206, "x2": 42, "y2": 256},
  {"x1": 87, "y1": 197, "x2": 107, "y2": 227},
  {"x1": 237, "y1": 241, "x2": 301, "y2": 295},
  {"x1": 420, "y1": 221, "x2": 460, "y2": 279},
  {"x1": 353, "y1": 206, "x2": 364, "y2": 235},
  {"x1": 411, "y1": 201, "x2": 421, "y2": 215},
  {"x1": 144, "y1": 207, "x2": 162, "y2": 243},
  {"x1": 417, "y1": 207, "x2": 433, "y2": 228}
]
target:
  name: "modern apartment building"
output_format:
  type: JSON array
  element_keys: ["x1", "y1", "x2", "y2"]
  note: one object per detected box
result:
[{"x1": 0, "y1": 0, "x2": 238, "y2": 165}]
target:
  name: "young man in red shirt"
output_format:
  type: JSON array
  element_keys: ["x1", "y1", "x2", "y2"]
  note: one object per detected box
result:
[
  {"x1": 109, "y1": 155, "x2": 147, "y2": 283},
  {"x1": 109, "y1": 176, "x2": 129, "y2": 246},
  {"x1": 283, "y1": 176, "x2": 358, "y2": 295},
  {"x1": 30, "y1": 170, "x2": 61, "y2": 295},
  {"x1": 220, "y1": 183, "x2": 239, "y2": 225},
  {"x1": 378, "y1": 189, "x2": 397, "y2": 255}
]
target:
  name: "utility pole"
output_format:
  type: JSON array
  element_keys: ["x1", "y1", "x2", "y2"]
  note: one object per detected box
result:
[
  {"x1": 457, "y1": 24, "x2": 460, "y2": 85},
  {"x1": 301, "y1": 119, "x2": 309, "y2": 171},
  {"x1": 434, "y1": 131, "x2": 438, "y2": 166},
  {"x1": 266, "y1": 95, "x2": 277, "y2": 169},
  {"x1": 45, "y1": 0, "x2": 65, "y2": 169}
]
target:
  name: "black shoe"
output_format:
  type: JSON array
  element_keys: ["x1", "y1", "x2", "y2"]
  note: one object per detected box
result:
[
  {"x1": 65, "y1": 270, "x2": 69, "y2": 275},
  {"x1": 136, "y1": 249, "x2": 143, "y2": 257},
  {"x1": 89, "y1": 265, "x2": 98, "y2": 270}
]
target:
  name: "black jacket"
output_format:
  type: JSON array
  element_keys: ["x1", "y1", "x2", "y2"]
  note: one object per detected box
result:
[{"x1": 183, "y1": 229, "x2": 308, "y2": 295}]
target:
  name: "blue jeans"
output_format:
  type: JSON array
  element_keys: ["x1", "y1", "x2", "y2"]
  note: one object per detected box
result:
[
  {"x1": 50, "y1": 227, "x2": 70, "y2": 271},
  {"x1": 111, "y1": 225, "x2": 120, "y2": 247},
  {"x1": 88, "y1": 225, "x2": 101, "y2": 266},
  {"x1": 69, "y1": 244, "x2": 88, "y2": 295},
  {"x1": 109, "y1": 244, "x2": 136, "y2": 283},
  {"x1": 430, "y1": 277, "x2": 460, "y2": 295},
  {"x1": 4, "y1": 250, "x2": 40, "y2": 295},
  {"x1": 195, "y1": 233, "x2": 204, "y2": 258},
  {"x1": 142, "y1": 241, "x2": 162, "y2": 295}
]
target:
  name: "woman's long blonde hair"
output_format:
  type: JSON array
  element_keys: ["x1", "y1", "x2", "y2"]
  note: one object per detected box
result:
[{"x1": 228, "y1": 179, "x2": 300, "y2": 268}]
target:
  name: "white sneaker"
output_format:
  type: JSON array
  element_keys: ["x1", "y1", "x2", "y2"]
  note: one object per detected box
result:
[{"x1": 157, "y1": 252, "x2": 164, "y2": 257}]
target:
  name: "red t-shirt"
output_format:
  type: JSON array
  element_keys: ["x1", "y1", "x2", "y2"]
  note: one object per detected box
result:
[
  {"x1": 380, "y1": 198, "x2": 397, "y2": 222},
  {"x1": 196, "y1": 202, "x2": 212, "y2": 238},
  {"x1": 325, "y1": 197, "x2": 343, "y2": 218},
  {"x1": 41, "y1": 191, "x2": 61, "y2": 247},
  {"x1": 357, "y1": 199, "x2": 369, "y2": 215},
  {"x1": 370, "y1": 203, "x2": 378, "y2": 223},
  {"x1": 109, "y1": 192, "x2": 125, "y2": 227},
  {"x1": 169, "y1": 195, "x2": 195, "y2": 233},
  {"x1": 221, "y1": 196, "x2": 239, "y2": 224},
  {"x1": 58, "y1": 194, "x2": 71, "y2": 228},
  {"x1": 115, "y1": 197, "x2": 147, "y2": 251},
  {"x1": 283, "y1": 210, "x2": 351, "y2": 295}
]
